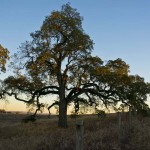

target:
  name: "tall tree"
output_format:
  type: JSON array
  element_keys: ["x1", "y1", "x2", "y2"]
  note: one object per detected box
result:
[{"x1": 4, "y1": 4, "x2": 150, "y2": 127}]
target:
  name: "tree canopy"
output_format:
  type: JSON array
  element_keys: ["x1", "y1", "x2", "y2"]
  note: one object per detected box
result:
[
  {"x1": 3, "y1": 3, "x2": 150, "y2": 127},
  {"x1": 0, "y1": 44, "x2": 9, "y2": 100},
  {"x1": 0, "y1": 44, "x2": 9, "y2": 72}
]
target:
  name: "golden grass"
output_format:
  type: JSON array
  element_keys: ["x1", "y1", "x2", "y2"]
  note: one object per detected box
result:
[{"x1": 0, "y1": 113, "x2": 150, "y2": 150}]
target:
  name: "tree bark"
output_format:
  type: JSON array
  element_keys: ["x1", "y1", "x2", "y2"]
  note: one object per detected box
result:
[
  {"x1": 58, "y1": 82, "x2": 68, "y2": 128},
  {"x1": 58, "y1": 99, "x2": 68, "y2": 128},
  {"x1": 57, "y1": 58, "x2": 68, "y2": 128}
]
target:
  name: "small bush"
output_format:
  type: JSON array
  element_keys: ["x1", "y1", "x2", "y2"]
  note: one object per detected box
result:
[
  {"x1": 22, "y1": 115, "x2": 36, "y2": 123},
  {"x1": 96, "y1": 110, "x2": 106, "y2": 119},
  {"x1": 0, "y1": 109, "x2": 6, "y2": 113}
]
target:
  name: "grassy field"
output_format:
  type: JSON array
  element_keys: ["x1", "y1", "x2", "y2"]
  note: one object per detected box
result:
[{"x1": 0, "y1": 113, "x2": 150, "y2": 150}]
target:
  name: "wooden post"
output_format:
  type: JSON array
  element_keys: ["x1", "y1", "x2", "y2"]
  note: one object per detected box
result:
[
  {"x1": 76, "y1": 120, "x2": 84, "y2": 150},
  {"x1": 118, "y1": 112, "x2": 122, "y2": 145}
]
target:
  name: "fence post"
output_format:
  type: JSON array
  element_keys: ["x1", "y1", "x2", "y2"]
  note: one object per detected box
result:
[
  {"x1": 118, "y1": 112, "x2": 122, "y2": 145},
  {"x1": 76, "y1": 120, "x2": 84, "y2": 150}
]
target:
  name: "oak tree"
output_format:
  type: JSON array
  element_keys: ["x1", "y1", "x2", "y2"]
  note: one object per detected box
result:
[{"x1": 4, "y1": 4, "x2": 150, "y2": 127}]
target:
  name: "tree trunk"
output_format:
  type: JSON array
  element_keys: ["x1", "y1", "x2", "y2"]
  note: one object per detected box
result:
[
  {"x1": 58, "y1": 99, "x2": 68, "y2": 128},
  {"x1": 58, "y1": 82, "x2": 68, "y2": 128},
  {"x1": 57, "y1": 60, "x2": 68, "y2": 128}
]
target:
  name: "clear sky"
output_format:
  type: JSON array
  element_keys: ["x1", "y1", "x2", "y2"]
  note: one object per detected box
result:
[{"x1": 0, "y1": 0, "x2": 150, "y2": 111}]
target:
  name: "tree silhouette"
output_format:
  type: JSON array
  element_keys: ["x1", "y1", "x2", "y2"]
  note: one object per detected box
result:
[{"x1": 3, "y1": 4, "x2": 150, "y2": 127}]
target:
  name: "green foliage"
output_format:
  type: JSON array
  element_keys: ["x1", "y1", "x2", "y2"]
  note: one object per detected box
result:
[{"x1": 0, "y1": 44, "x2": 9, "y2": 72}]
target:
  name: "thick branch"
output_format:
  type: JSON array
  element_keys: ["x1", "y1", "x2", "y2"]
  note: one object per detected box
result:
[{"x1": 5, "y1": 91, "x2": 32, "y2": 103}]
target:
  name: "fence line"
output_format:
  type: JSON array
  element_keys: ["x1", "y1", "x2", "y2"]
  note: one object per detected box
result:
[{"x1": 76, "y1": 120, "x2": 84, "y2": 150}]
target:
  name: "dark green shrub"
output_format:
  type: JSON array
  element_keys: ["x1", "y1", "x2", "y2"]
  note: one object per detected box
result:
[{"x1": 22, "y1": 115, "x2": 36, "y2": 123}]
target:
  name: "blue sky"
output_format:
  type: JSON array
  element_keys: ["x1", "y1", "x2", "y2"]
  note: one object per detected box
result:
[
  {"x1": 0, "y1": 0, "x2": 150, "y2": 81},
  {"x1": 0, "y1": 0, "x2": 150, "y2": 111}
]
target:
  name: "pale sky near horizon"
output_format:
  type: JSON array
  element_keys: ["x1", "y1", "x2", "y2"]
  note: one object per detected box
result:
[{"x1": 0, "y1": 0, "x2": 150, "y2": 112}]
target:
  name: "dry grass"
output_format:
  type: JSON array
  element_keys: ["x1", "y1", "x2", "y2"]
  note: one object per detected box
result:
[{"x1": 0, "y1": 113, "x2": 150, "y2": 150}]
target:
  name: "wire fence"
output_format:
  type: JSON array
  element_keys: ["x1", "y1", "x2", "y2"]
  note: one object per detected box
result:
[{"x1": 75, "y1": 110, "x2": 150, "y2": 150}]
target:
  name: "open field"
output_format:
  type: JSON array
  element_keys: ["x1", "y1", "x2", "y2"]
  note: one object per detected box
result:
[{"x1": 0, "y1": 113, "x2": 150, "y2": 150}]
